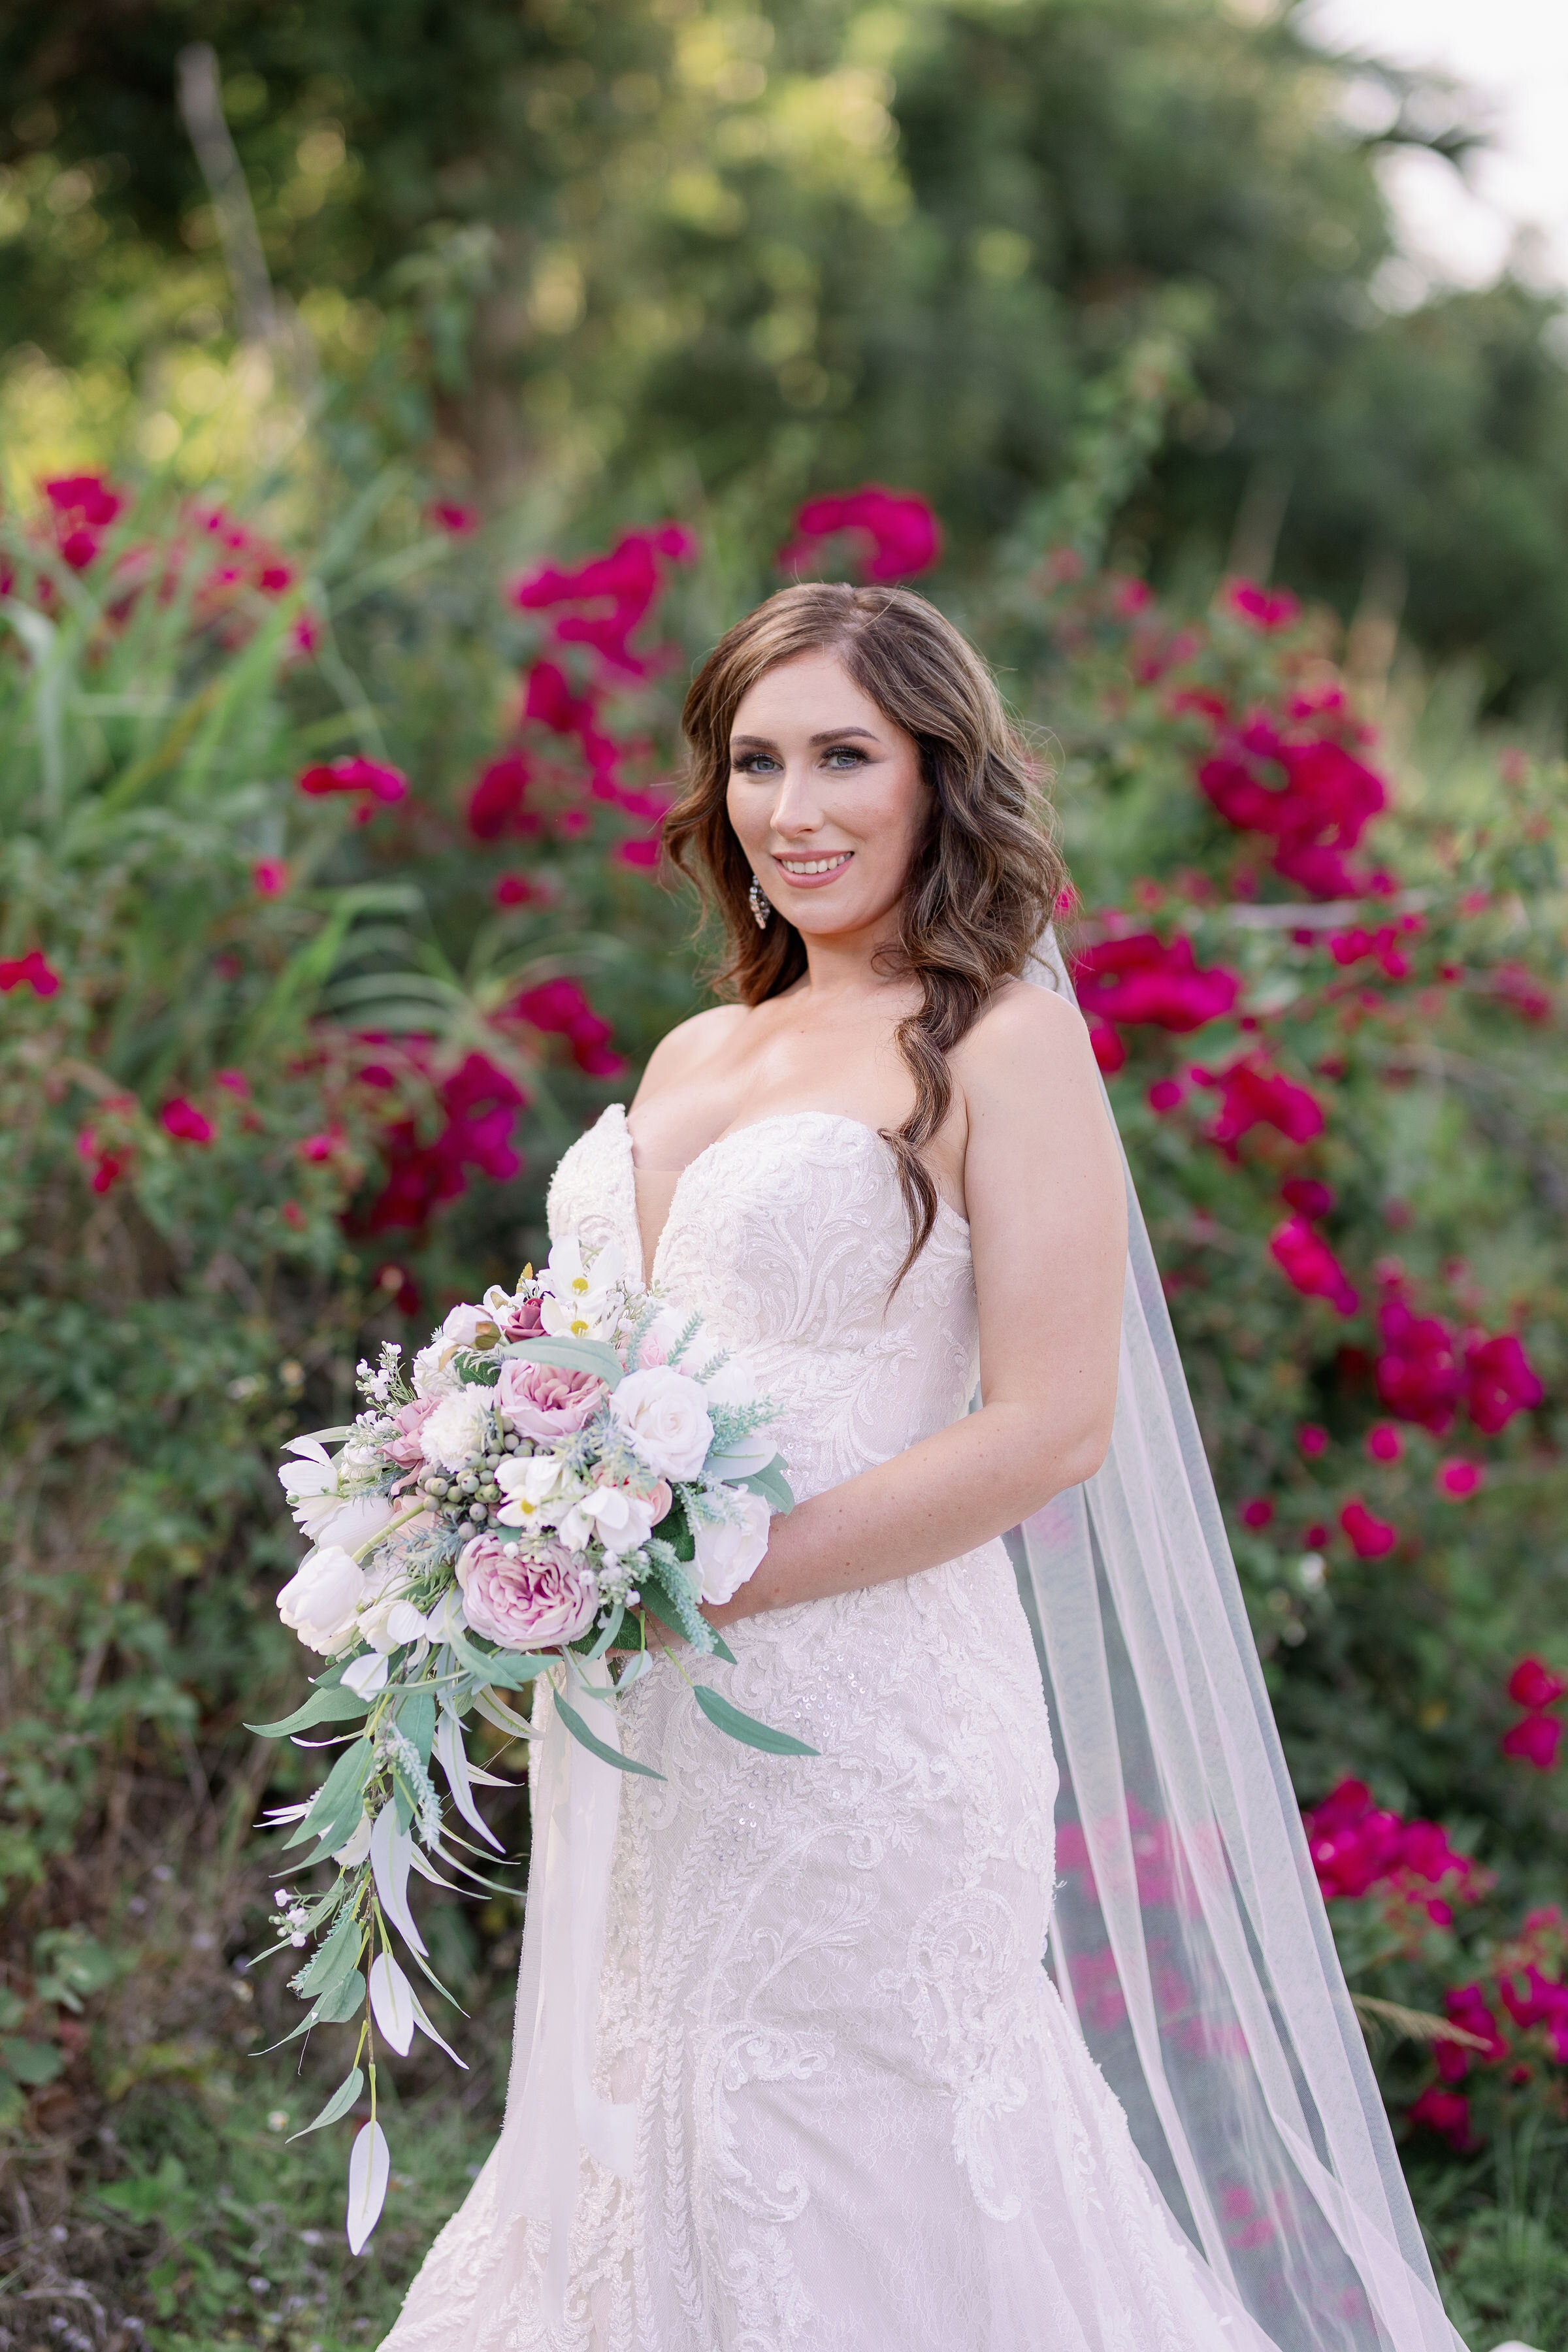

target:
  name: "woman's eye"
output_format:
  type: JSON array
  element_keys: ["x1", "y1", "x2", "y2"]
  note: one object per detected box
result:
[
  {"x1": 821, "y1": 745, "x2": 868, "y2": 769},
  {"x1": 732, "y1": 752, "x2": 781, "y2": 775}
]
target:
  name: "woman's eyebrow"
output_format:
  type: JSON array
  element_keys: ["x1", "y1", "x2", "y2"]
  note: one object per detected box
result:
[{"x1": 729, "y1": 725, "x2": 881, "y2": 749}]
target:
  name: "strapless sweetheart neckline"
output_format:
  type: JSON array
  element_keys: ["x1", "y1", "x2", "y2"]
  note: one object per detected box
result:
[{"x1": 608, "y1": 1102, "x2": 969, "y2": 1279}]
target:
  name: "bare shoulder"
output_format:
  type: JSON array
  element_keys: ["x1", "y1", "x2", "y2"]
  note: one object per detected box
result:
[
  {"x1": 951, "y1": 975, "x2": 1098, "y2": 1111},
  {"x1": 634, "y1": 1002, "x2": 749, "y2": 1100}
]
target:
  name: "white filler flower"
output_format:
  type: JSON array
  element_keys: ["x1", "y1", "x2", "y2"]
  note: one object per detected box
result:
[{"x1": 421, "y1": 1387, "x2": 495, "y2": 1472}]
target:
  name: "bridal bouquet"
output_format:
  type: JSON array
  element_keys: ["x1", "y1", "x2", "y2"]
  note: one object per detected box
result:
[{"x1": 250, "y1": 1233, "x2": 802, "y2": 2252}]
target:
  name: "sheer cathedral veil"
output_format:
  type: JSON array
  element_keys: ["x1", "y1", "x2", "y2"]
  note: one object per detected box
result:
[{"x1": 1021, "y1": 933, "x2": 1462, "y2": 2352}]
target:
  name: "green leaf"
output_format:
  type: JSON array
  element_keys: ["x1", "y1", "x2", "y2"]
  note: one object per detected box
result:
[
  {"x1": 736, "y1": 1460, "x2": 794, "y2": 1514},
  {"x1": 692, "y1": 1684, "x2": 819, "y2": 1757},
  {"x1": 396, "y1": 1688, "x2": 436, "y2": 1762},
  {"x1": 554, "y1": 1690, "x2": 664, "y2": 1779},
  {"x1": 1, "y1": 2036, "x2": 65, "y2": 2087},
  {"x1": 481, "y1": 1648, "x2": 551, "y2": 1689},
  {"x1": 706, "y1": 1625, "x2": 738, "y2": 1666},
  {"x1": 293, "y1": 1908, "x2": 365, "y2": 1999},
  {"x1": 282, "y1": 1737, "x2": 374, "y2": 1852},
  {"x1": 315, "y1": 1967, "x2": 367, "y2": 2025},
  {"x1": 499, "y1": 1334, "x2": 623, "y2": 1390},
  {"x1": 288, "y1": 2063, "x2": 365, "y2": 2142},
  {"x1": 247, "y1": 1685, "x2": 372, "y2": 1739}
]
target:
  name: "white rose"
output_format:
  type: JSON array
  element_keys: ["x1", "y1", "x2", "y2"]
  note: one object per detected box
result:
[
  {"x1": 610, "y1": 1365, "x2": 713, "y2": 1482},
  {"x1": 277, "y1": 1544, "x2": 365, "y2": 1655},
  {"x1": 557, "y1": 1484, "x2": 662, "y2": 1558},
  {"x1": 692, "y1": 1490, "x2": 772, "y2": 1605},
  {"x1": 421, "y1": 1387, "x2": 495, "y2": 1472}
]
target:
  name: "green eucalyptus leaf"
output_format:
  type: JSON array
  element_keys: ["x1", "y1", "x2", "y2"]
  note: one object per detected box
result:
[
  {"x1": 554, "y1": 1691, "x2": 664, "y2": 1779},
  {"x1": 499, "y1": 1335, "x2": 623, "y2": 1390},
  {"x1": 287, "y1": 2062, "x2": 365, "y2": 2142},
  {"x1": 247, "y1": 1685, "x2": 372, "y2": 1739},
  {"x1": 314, "y1": 1967, "x2": 367, "y2": 2025},
  {"x1": 692, "y1": 1684, "x2": 818, "y2": 1757}
]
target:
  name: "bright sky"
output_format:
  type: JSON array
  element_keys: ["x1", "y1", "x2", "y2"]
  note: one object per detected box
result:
[{"x1": 1302, "y1": 0, "x2": 1568, "y2": 301}]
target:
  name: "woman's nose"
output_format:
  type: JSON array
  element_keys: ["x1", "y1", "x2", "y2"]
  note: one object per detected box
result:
[{"x1": 767, "y1": 759, "x2": 824, "y2": 836}]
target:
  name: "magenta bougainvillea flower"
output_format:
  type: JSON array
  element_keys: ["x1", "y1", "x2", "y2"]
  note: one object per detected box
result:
[
  {"x1": 297, "y1": 755, "x2": 409, "y2": 805},
  {"x1": 1434, "y1": 1458, "x2": 1480, "y2": 1501},
  {"x1": 1463, "y1": 1331, "x2": 1544, "y2": 1434},
  {"x1": 1269, "y1": 1216, "x2": 1359, "y2": 1316},
  {"x1": 1375, "y1": 1296, "x2": 1463, "y2": 1433},
  {"x1": 160, "y1": 1098, "x2": 214, "y2": 1145},
  {"x1": 1365, "y1": 1423, "x2": 1403, "y2": 1463},
  {"x1": 1196, "y1": 1056, "x2": 1324, "y2": 1154},
  {"x1": 512, "y1": 526, "x2": 694, "y2": 676},
  {"x1": 0, "y1": 947, "x2": 61, "y2": 998},
  {"x1": 1226, "y1": 579, "x2": 1301, "y2": 633},
  {"x1": 778, "y1": 487, "x2": 941, "y2": 583},
  {"x1": 429, "y1": 500, "x2": 480, "y2": 535},
  {"x1": 508, "y1": 976, "x2": 625, "y2": 1080},
  {"x1": 1302, "y1": 1777, "x2": 1482, "y2": 1921},
  {"x1": 1502, "y1": 1715, "x2": 1563, "y2": 1771},
  {"x1": 1339, "y1": 1499, "x2": 1397, "y2": 1560},
  {"x1": 1196, "y1": 706, "x2": 1388, "y2": 900},
  {"x1": 1507, "y1": 1658, "x2": 1568, "y2": 1711},
  {"x1": 1073, "y1": 931, "x2": 1239, "y2": 1033}
]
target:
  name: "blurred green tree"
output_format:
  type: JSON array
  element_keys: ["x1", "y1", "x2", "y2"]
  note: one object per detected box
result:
[{"x1": 5, "y1": 0, "x2": 1568, "y2": 700}]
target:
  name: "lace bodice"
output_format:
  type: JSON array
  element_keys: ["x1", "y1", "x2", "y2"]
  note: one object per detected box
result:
[
  {"x1": 546, "y1": 1105, "x2": 979, "y2": 1507},
  {"x1": 385, "y1": 1104, "x2": 1259, "y2": 2352}
]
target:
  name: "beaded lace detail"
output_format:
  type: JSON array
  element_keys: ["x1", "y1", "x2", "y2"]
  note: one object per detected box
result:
[{"x1": 384, "y1": 1109, "x2": 1248, "y2": 2351}]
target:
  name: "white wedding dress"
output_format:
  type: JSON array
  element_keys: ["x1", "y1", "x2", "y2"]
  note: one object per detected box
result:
[{"x1": 384, "y1": 1105, "x2": 1266, "y2": 2351}]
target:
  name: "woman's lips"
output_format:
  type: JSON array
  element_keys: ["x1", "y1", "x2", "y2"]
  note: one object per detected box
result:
[{"x1": 769, "y1": 850, "x2": 854, "y2": 890}]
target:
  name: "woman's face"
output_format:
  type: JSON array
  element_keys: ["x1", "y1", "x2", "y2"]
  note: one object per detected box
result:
[{"x1": 725, "y1": 650, "x2": 931, "y2": 946}]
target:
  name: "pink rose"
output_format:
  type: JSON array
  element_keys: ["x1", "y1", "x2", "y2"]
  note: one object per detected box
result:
[
  {"x1": 498, "y1": 1295, "x2": 545, "y2": 1341},
  {"x1": 495, "y1": 1356, "x2": 606, "y2": 1439},
  {"x1": 457, "y1": 1535, "x2": 598, "y2": 1649},
  {"x1": 385, "y1": 1395, "x2": 439, "y2": 1467}
]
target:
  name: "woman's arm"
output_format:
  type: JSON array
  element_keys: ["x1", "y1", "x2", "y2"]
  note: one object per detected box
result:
[{"x1": 708, "y1": 983, "x2": 1128, "y2": 1627}]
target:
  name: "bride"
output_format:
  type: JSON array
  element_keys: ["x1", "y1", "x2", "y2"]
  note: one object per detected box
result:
[{"x1": 384, "y1": 585, "x2": 1462, "y2": 2351}]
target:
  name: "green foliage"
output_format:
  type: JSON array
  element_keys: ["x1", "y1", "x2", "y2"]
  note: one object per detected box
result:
[{"x1": 7, "y1": 0, "x2": 1568, "y2": 700}]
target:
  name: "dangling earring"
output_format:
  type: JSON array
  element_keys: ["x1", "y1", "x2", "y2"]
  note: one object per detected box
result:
[{"x1": 749, "y1": 874, "x2": 772, "y2": 930}]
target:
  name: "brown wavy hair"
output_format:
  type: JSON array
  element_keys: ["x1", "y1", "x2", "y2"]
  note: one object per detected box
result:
[{"x1": 662, "y1": 581, "x2": 1068, "y2": 1281}]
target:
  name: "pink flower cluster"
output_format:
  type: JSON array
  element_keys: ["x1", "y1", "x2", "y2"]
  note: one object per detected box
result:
[
  {"x1": 470, "y1": 528, "x2": 693, "y2": 865},
  {"x1": 1196, "y1": 696, "x2": 1388, "y2": 899},
  {"x1": 360, "y1": 1047, "x2": 527, "y2": 1236},
  {"x1": 1194, "y1": 1056, "x2": 1324, "y2": 1156},
  {"x1": 1301, "y1": 1778, "x2": 1484, "y2": 1925},
  {"x1": 1073, "y1": 930, "x2": 1239, "y2": 1035},
  {"x1": 1411, "y1": 1912, "x2": 1568, "y2": 2149},
  {"x1": 1269, "y1": 1215, "x2": 1358, "y2": 1316},
  {"x1": 1328, "y1": 915, "x2": 1424, "y2": 980},
  {"x1": 513, "y1": 525, "x2": 694, "y2": 676},
  {"x1": 1338, "y1": 1498, "x2": 1397, "y2": 1560},
  {"x1": 297, "y1": 755, "x2": 409, "y2": 823},
  {"x1": 41, "y1": 474, "x2": 125, "y2": 572},
  {"x1": 1375, "y1": 1293, "x2": 1543, "y2": 1436},
  {"x1": 0, "y1": 947, "x2": 60, "y2": 998},
  {"x1": 1501, "y1": 1656, "x2": 1566, "y2": 1772},
  {"x1": 777, "y1": 486, "x2": 941, "y2": 583},
  {"x1": 1226, "y1": 578, "x2": 1301, "y2": 634},
  {"x1": 507, "y1": 976, "x2": 625, "y2": 1081}
]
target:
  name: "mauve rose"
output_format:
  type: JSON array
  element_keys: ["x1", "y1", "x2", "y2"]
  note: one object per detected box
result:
[
  {"x1": 457, "y1": 1535, "x2": 598, "y2": 1649},
  {"x1": 385, "y1": 1395, "x2": 439, "y2": 1467},
  {"x1": 498, "y1": 1296, "x2": 544, "y2": 1341},
  {"x1": 496, "y1": 1356, "x2": 606, "y2": 1439}
]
